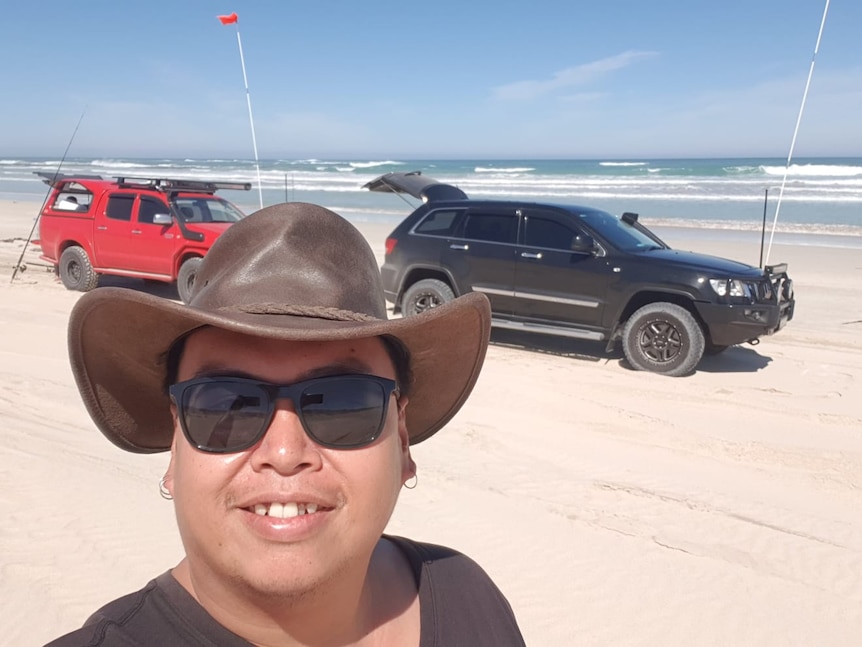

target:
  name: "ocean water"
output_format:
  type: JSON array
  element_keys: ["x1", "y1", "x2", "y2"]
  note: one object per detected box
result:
[{"x1": 3, "y1": 156, "x2": 861, "y2": 240}]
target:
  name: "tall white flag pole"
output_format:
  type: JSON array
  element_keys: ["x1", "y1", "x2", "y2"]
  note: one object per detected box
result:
[
  {"x1": 220, "y1": 13, "x2": 264, "y2": 209},
  {"x1": 765, "y1": 0, "x2": 830, "y2": 266}
]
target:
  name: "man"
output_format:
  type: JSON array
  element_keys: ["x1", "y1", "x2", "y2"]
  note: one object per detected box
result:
[
  {"x1": 48, "y1": 203, "x2": 525, "y2": 646},
  {"x1": 55, "y1": 195, "x2": 82, "y2": 211}
]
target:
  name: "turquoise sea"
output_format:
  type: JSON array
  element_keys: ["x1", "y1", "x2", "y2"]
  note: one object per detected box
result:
[{"x1": 3, "y1": 156, "x2": 861, "y2": 242}]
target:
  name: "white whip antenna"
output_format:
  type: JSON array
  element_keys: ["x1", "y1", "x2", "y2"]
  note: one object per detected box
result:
[
  {"x1": 219, "y1": 12, "x2": 264, "y2": 210},
  {"x1": 765, "y1": 0, "x2": 830, "y2": 265}
]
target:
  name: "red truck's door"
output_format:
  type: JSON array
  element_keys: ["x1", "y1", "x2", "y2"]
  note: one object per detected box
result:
[
  {"x1": 129, "y1": 195, "x2": 179, "y2": 275},
  {"x1": 94, "y1": 192, "x2": 178, "y2": 275},
  {"x1": 94, "y1": 193, "x2": 136, "y2": 269}
]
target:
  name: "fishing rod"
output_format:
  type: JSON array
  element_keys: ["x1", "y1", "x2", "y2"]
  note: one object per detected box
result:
[{"x1": 10, "y1": 108, "x2": 87, "y2": 284}]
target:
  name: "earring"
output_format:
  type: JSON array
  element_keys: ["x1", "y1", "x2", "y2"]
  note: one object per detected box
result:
[
  {"x1": 159, "y1": 477, "x2": 173, "y2": 500},
  {"x1": 403, "y1": 474, "x2": 418, "y2": 490}
]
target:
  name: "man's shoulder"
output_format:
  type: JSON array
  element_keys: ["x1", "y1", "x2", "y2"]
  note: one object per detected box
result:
[
  {"x1": 385, "y1": 535, "x2": 526, "y2": 646},
  {"x1": 43, "y1": 572, "x2": 248, "y2": 647},
  {"x1": 386, "y1": 535, "x2": 492, "y2": 579},
  {"x1": 43, "y1": 577, "x2": 161, "y2": 646}
]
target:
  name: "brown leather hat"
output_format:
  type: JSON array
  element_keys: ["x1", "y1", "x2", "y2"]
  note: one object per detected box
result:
[{"x1": 67, "y1": 202, "x2": 491, "y2": 453}]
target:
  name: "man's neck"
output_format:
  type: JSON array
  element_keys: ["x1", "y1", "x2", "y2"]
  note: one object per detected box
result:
[{"x1": 171, "y1": 538, "x2": 420, "y2": 646}]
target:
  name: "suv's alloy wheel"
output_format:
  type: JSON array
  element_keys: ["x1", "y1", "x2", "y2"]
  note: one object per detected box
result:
[
  {"x1": 401, "y1": 279, "x2": 455, "y2": 316},
  {"x1": 622, "y1": 302, "x2": 705, "y2": 376}
]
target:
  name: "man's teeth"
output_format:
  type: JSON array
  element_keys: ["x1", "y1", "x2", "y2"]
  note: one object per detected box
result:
[{"x1": 253, "y1": 502, "x2": 320, "y2": 518}]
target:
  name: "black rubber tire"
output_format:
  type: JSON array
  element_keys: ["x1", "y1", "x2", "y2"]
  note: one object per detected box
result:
[
  {"x1": 622, "y1": 302, "x2": 705, "y2": 376},
  {"x1": 703, "y1": 342, "x2": 730, "y2": 356},
  {"x1": 177, "y1": 257, "x2": 202, "y2": 304},
  {"x1": 401, "y1": 279, "x2": 455, "y2": 316},
  {"x1": 58, "y1": 246, "x2": 98, "y2": 292}
]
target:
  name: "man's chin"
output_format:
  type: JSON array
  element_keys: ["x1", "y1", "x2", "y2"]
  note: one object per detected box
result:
[{"x1": 234, "y1": 565, "x2": 341, "y2": 604}]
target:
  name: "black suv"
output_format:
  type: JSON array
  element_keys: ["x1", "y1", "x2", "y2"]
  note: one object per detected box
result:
[{"x1": 364, "y1": 171, "x2": 795, "y2": 377}]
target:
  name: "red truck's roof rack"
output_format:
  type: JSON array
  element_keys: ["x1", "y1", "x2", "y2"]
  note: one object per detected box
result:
[
  {"x1": 34, "y1": 172, "x2": 252, "y2": 194},
  {"x1": 114, "y1": 176, "x2": 252, "y2": 193}
]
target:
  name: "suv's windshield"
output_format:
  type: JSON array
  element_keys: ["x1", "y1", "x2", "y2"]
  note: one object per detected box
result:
[
  {"x1": 579, "y1": 210, "x2": 664, "y2": 252},
  {"x1": 172, "y1": 197, "x2": 245, "y2": 223}
]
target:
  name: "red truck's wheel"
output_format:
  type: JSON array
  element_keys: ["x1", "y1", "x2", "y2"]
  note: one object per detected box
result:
[
  {"x1": 59, "y1": 246, "x2": 99, "y2": 292},
  {"x1": 177, "y1": 257, "x2": 202, "y2": 304}
]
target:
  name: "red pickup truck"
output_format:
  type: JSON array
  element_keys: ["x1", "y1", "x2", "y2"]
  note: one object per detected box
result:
[{"x1": 35, "y1": 173, "x2": 250, "y2": 303}]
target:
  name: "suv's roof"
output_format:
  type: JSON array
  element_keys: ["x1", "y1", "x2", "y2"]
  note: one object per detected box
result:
[{"x1": 364, "y1": 171, "x2": 615, "y2": 215}]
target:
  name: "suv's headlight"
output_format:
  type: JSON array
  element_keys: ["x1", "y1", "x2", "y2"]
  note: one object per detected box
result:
[{"x1": 709, "y1": 279, "x2": 753, "y2": 299}]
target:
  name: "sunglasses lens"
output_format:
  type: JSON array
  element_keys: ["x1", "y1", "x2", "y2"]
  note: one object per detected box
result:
[
  {"x1": 299, "y1": 378, "x2": 389, "y2": 447},
  {"x1": 173, "y1": 375, "x2": 394, "y2": 452},
  {"x1": 181, "y1": 381, "x2": 269, "y2": 452}
]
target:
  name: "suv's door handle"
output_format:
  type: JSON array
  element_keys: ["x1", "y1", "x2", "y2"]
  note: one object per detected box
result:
[
  {"x1": 521, "y1": 251, "x2": 543, "y2": 259},
  {"x1": 96, "y1": 226, "x2": 108, "y2": 231},
  {"x1": 131, "y1": 229, "x2": 142, "y2": 235},
  {"x1": 449, "y1": 243, "x2": 469, "y2": 250}
]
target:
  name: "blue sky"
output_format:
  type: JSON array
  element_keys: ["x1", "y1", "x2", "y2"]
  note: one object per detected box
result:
[{"x1": 2, "y1": 1, "x2": 859, "y2": 159}]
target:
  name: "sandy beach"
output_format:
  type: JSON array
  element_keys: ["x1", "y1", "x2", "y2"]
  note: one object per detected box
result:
[{"x1": 2, "y1": 198, "x2": 861, "y2": 646}]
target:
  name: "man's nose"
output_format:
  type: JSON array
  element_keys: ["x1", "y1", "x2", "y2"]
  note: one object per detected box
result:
[{"x1": 248, "y1": 400, "x2": 323, "y2": 474}]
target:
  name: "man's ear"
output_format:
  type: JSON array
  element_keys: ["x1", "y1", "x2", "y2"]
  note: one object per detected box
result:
[
  {"x1": 396, "y1": 395, "x2": 410, "y2": 448},
  {"x1": 163, "y1": 405, "x2": 180, "y2": 494},
  {"x1": 402, "y1": 451, "x2": 417, "y2": 485},
  {"x1": 397, "y1": 396, "x2": 416, "y2": 481}
]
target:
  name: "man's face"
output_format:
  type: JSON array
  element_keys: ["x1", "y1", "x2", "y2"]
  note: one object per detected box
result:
[{"x1": 163, "y1": 327, "x2": 415, "y2": 599}]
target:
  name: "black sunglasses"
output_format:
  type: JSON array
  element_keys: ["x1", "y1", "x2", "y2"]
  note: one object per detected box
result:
[{"x1": 169, "y1": 374, "x2": 399, "y2": 453}]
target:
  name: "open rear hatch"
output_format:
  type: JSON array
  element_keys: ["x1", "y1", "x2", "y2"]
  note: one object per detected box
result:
[{"x1": 363, "y1": 171, "x2": 468, "y2": 202}]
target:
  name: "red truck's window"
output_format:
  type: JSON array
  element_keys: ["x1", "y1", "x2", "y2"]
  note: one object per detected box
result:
[
  {"x1": 174, "y1": 197, "x2": 245, "y2": 223},
  {"x1": 106, "y1": 194, "x2": 135, "y2": 221},
  {"x1": 138, "y1": 196, "x2": 170, "y2": 224},
  {"x1": 53, "y1": 193, "x2": 90, "y2": 212}
]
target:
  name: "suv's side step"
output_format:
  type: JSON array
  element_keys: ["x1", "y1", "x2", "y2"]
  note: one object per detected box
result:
[{"x1": 491, "y1": 318, "x2": 605, "y2": 341}]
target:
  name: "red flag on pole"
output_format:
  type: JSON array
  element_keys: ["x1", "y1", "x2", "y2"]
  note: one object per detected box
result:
[{"x1": 217, "y1": 13, "x2": 238, "y2": 25}]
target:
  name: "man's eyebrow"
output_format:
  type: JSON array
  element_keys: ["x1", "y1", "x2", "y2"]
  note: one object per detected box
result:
[{"x1": 188, "y1": 359, "x2": 378, "y2": 382}]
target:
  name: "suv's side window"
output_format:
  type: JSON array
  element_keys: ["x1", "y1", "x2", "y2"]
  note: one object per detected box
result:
[
  {"x1": 138, "y1": 196, "x2": 170, "y2": 224},
  {"x1": 106, "y1": 194, "x2": 135, "y2": 221},
  {"x1": 462, "y1": 212, "x2": 517, "y2": 244},
  {"x1": 414, "y1": 209, "x2": 460, "y2": 236},
  {"x1": 524, "y1": 216, "x2": 579, "y2": 251}
]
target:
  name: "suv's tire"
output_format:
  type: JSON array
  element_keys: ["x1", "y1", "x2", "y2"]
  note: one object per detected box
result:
[
  {"x1": 177, "y1": 257, "x2": 202, "y2": 304},
  {"x1": 59, "y1": 246, "x2": 99, "y2": 292},
  {"x1": 401, "y1": 279, "x2": 455, "y2": 316},
  {"x1": 622, "y1": 302, "x2": 705, "y2": 376}
]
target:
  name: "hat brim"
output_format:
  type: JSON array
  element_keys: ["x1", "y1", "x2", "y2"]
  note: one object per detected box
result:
[{"x1": 68, "y1": 287, "x2": 491, "y2": 453}]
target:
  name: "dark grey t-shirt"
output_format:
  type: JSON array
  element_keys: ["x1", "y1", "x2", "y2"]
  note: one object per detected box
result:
[{"x1": 45, "y1": 536, "x2": 525, "y2": 646}]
